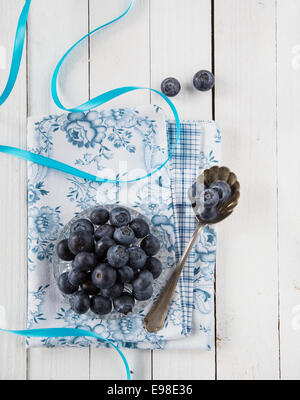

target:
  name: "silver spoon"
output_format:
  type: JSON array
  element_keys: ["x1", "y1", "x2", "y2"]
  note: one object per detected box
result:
[{"x1": 144, "y1": 166, "x2": 240, "y2": 333}]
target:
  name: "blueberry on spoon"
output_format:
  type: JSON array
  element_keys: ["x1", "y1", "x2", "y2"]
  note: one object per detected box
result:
[
  {"x1": 199, "y1": 189, "x2": 220, "y2": 208},
  {"x1": 210, "y1": 180, "x2": 232, "y2": 203}
]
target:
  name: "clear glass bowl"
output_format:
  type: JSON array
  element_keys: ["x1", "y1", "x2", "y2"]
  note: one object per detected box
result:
[{"x1": 53, "y1": 204, "x2": 169, "y2": 320}]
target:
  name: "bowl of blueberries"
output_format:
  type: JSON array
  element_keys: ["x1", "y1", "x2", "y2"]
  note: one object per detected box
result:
[{"x1": 53, "y1": 205, "x2": 169, "y2": 319}]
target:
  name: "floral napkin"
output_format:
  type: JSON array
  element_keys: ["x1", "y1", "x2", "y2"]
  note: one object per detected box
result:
[{"x1": 27, "y1": 105, "x2": 221, "y2": 349}]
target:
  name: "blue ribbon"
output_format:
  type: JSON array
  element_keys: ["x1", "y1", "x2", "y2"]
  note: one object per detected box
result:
[
  {"x1": 0, "y1": 0, "x2": 181, "y2": 184},
  {"x1": 0, "y1": 0, "x2": 31, "y2": 106},
  {"x1": 0, "y1": 328, "x2": 131, "y2": 380},
  {"x1": 0, "y1": 0, "x2": 182, "y2": 378}
]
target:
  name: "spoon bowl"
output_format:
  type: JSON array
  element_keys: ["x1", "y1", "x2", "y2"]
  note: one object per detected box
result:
[{"x1": 194, "y1": 166, "x2": 240, "y2": 224}]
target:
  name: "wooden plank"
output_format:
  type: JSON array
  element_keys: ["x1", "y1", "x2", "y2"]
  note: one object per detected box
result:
[
  {"x1": 88, "y1": 0, "x2": 152, "y2": 380},
  {"x1": 150, "y1": 0, "x2": 215, "y2": 380},
  {"x1": 0, "y1": 0, "x2": 27, "y2": 380},
  {"x1": 27, "y1": 0, "x2": 90, "y2": 379},
  {"x1": 214, "y1": 0, "x2": 279, "y2": 379},
  {"x1": 150, "y1": 0, "x2": 213, "y2": 121},
  {"x1": 277, "y1": 0, "x2": 300, "y2": 380}
]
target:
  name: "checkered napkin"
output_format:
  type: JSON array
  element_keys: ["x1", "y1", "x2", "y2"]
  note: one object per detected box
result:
[
  {"x1": 168, "y1": 121, "x2": 222, "y2": 336},
  {"x1": 26, "y1": 106, "x2": 221, "y2": 349}
]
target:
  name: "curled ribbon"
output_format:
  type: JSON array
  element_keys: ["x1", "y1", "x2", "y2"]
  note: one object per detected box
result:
[
  {"x1": 0, "y1": 0, "x2": 182, "y2": 379},
  {"x1": 0, "y1": 0, "x2": 181, "y2": 184},
  {"x1": 0, "y1": 328, "x2": 131, "y2": 380},
  {"x1": 0, "y1": 0, "x2": 31, "y2": 106}
]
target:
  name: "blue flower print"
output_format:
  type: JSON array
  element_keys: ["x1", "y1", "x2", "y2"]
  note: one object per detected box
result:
[
  {"x1": 28, "y1": 182, "x2": 49, "y2": 205},
  {"x1": 215, "y1": 127, "x2": 222, "y2": 143},
  {"x1": 108, "y1": 129, "x2": 136, "y2": 153},
  {"x1": 166, "y1": 297, "x2": 182, "y2": 327},
  {"x1": 28, "y1": 284, "x2": 49, "y2": 327},
  {"x1": 194, "y1": 226, "x2": 216, "y2": 263},
  {"x1": 28, "y1": 206, "x2": 61, "y2": 241},
  {"x1": 62, "y1": 112, "x2": 107, "y2": 149},
  {"x1": 193, "y1": 287, "x2": 213, "y2": 314},
  {"x1": 108, "y1": 315, "x2": 146, "y2": 343},
  {"x1": 66, "y1": 177, "x2": 99, "y2": 211},
  {"x1": 198, "y1": 150, "x2": 218, "y2": 170},
  {"x1": 28, "y1": 206, "x2": 62, "y2": 262},
  {"x1": 56, "y1": 304, "x2": 92, "y2": 325},
  {"x1": 100, "y1": 108, "x2": 138, "y2": 129}
]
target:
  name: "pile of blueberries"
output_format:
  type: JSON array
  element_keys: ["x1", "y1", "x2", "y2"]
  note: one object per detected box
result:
[
  {"x1": 56, "y1": 207, "x2": 162, "y2": 316},
  {"x1": 188, "y1": 180, "x2": 232, "y2": 221}
]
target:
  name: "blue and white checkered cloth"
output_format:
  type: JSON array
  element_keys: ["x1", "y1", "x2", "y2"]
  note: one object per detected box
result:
[{"x1": 168, "y1": 121, "x2": 222, "y2": 335}]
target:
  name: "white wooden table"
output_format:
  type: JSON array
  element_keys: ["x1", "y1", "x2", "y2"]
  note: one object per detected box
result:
[{"x1": 0, "y1": 0, "x2": 299, "y2": 380}]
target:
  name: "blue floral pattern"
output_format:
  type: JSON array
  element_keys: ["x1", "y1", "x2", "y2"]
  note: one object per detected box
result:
[
  {"x1": 28, "y1": 206, "x2": 63, "y2": 264},
  {"x1": 27, "y1": 107, "x2": 221, "y2": 350}
]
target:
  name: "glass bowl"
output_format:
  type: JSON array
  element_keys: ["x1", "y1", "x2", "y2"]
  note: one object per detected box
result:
[{"x1": 53, "y1": 204, "x2": 169, "y2": 320}]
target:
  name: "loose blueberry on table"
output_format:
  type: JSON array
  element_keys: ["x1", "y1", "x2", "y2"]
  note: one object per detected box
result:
[
  {"x1": 161, "y1": 77, "x2": 181, "y2": 97},
  {"x1": 193, "y1": 70, "x2": 215, "y2": 92},
  {"x1": 56, "y1": 206, "x2": 163, "y2": 316}
]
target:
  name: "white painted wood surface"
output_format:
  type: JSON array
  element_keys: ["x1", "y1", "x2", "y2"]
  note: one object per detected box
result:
[
  {"x1": 277, "y1": 0, "x2": 300, "y2": 381},
  {"x1": 214, "y1": 0, "x2": 279, "y2": 380},
  {"x1": 0, "y1": 0, "x2": 299, "y2": 380}
]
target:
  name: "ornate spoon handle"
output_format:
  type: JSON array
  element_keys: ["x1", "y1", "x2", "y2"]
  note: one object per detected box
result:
[{"x1": 144, "y1": 222, "x2": 205, "y2": 333}]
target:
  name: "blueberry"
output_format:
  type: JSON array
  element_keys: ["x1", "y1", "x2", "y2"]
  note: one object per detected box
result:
[
  {"x1": 94, "y1": 224, "x2": 115, "y2": 241},
  {"x1": 91, "y1": 295, "x2": 112, "y2": 315},
  {"x1": 161, "y1": 77, "x2": 181, "y2": 97},
  {"x1": 107, "y1": 245, "x2": 129, "y2": 268},
  {"x1": 132, "y1": 270, "x2": 154, "y2": 292},
  {"x1": 199, "y1": 189, "x2": 220, "y2": 208},
  {"x1": 90, "y1": 207, "x2": 109, "y2": 225},
  {"x1": 128, "y1": 246, "x2": 147, "y2": 270},
  {"x1": 130, "y1": 218, "x2": 150, "y2": 238},
  {"x1": 210, "y1": 180, "x2": 231, "y2": 203},
  {"x1": 68, "y1": 231, "x2": 94, "y2": 255},
  {"x1": 117, "y1": 266, "x2": 135, "y2": 283},
  {"x1": 101, "y1": 282, "x2": 124, "y2": 299},
  {"x1": 188, "y1": 182, "x2": 206, "y2": 205},
  {"x1": 113, "y1": 226, "x2": 135, "y2": 246},
  {"x1": 95, "y1": 237, "x2": 116, "y2": 260},
  {"x1": 58, "y1": 272, "x2": 78, "y2": 295},
  {"x1": 70, "y1": 218, "x2": 94, "y2": 235},
  {"x1": 140, "y1": 234, "x2": 160, "y2": 256},
  {"x1": 70, "y1": 291, "x2": 90, "y2": 314},
  {"x1": 68, "y1": 269, "x2": 89, "y2": 286},
  {"x1": 187, "y1": 183, "x2": 197, "y2": 205},
  {"x1": 145, "y1": 257, "x2": 162, "y2": 279},
  {"x1": 193, "y1": 70, "x2": 215, "y2": 91},
  {"x1": 92, "y1": 263, "x2": 117, "y2": 289},
  {"x1": 133, "y1": 284, "x2": 153, "y2": 301},
  {"x1": 81, "y1": 279, "x2": 100, "y2": 296},
  {"x1": 72, "y1": 252, "x2": 96, "y2": 272},
  {"x1": 57, "y1": 239, "x2": 75, "y2": 261},
  {"x1": 198, "y1": 206, "x2": 218, "y2": 222},
  {"x1": 133, "y1": 269, "x2": 140, "y2": 280},
  {"x1": 113, "y1": 293, "x2": 135, "y2": 315},
  {"x1": 109, "y1": 207, "x2": 131, "y2": 227}
]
